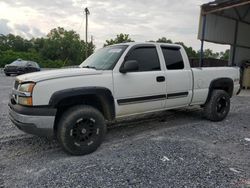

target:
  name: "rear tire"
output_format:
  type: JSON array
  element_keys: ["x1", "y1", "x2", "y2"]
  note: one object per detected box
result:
[
  {"x1": 5, "y1": 73, "x2": 10, "y2": 76},
  {"x1": 203, "y1": 90, "x2": 230, "y2": 122},
  {"x1": 57, "y1": 105, "x2": 106, "y2": 155}
]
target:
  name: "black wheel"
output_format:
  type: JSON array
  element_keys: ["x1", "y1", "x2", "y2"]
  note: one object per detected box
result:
[
  {"x1": 5, "y1": 73, "x2": 10, "y2": 76},
  {"x1": 57, "y1": 105, "x2": 106, "y2": 155},
  {"x1": 203, "y1": 90, "x2": 230, "y2": 122}
]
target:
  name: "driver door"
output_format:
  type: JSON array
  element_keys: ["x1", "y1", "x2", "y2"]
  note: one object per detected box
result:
[{"x1": 113, "y1": 45, "x2": 166, "y2": 117}]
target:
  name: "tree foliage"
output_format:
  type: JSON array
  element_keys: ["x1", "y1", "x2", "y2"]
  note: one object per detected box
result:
[
  {"x1": 40, "y1": 27, "x2": 94, "y2": 66},
  {"x1": 152, "y1": 37, "x2": 229, "y2": 60},
  {"x1": 0, "y1": 31, "x2": 230, "y2": 68},
  {"x1": 0, "y1": 34, "x2": 33, "y2": 52},
  {"x1": 156, "y1": 37, "x2": 173, "y2": 44},
  {"x1": 220, "y1": 49, "x2": 230, "y2": 60},
  {"x1": 175, "y1": 42, "x2": 197, "y2": 58},
  {"x1": 104, "y1": 34, "x2": 134, "y2": 47},
  {"x1": 0, "y1": 27, "x2": 95, "y2": 68}
]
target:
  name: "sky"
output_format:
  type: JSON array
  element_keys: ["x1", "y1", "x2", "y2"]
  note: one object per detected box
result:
[{"x1": 0, "y1": 0, "x2": 229, "y2": 52}]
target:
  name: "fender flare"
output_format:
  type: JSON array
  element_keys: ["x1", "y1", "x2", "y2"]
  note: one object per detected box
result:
[
  {"x1": 206, "y1": 78, "x2": 234, "y2": 103},
  {"x1": 49, "y1": 87, "x2": 115, "y2": 120}
]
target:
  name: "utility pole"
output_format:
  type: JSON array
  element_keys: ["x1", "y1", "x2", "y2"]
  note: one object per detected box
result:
[{"x1": 85, "y1": 7, "x2": 90, "y2": 59}]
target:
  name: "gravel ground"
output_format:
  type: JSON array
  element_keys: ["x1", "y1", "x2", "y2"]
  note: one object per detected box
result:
[{"x1": 0, "y1": 73, "x2": 250, "y2": 188}]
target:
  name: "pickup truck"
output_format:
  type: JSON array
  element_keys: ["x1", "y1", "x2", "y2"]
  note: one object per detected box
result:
[{"x1": 9, "y1": 42, "x2": 241, "y2": 155}]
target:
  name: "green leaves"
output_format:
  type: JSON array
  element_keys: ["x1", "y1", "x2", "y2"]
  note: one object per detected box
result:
[
  {"x1": 41, "y1": 27, "x2": 95, "y2": 66},
  {"x1": 0, "y1": 27, "x2": 95, "y2": 68},
  {"x1": 152, "y1": 37, "x2": 229, "y2": 60},
  {"x1": 0, "y1": 30, "x2": 230, "y2": 68},
  {"x1": 104, "y1": 34, "x2": 134, "y2": 47}
]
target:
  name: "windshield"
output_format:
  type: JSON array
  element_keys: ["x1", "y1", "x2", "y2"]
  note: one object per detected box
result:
[
  {"x1": 10, "y1": 60, "x2": 27, "y2": 66},
  {"x1": 80, "y1": 45, "x2": 128, "y2": 70}
]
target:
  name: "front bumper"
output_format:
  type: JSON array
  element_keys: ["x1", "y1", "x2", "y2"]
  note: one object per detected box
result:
[
  {"x1": 5, "y1": 70, "x2": 25, "y2": 75},
  {"x1": 9, "y1": 103, "x2": 57, "y2": 138},
  {"x1": 234, "y1": 84, "x2": 241, "y2": 95}
]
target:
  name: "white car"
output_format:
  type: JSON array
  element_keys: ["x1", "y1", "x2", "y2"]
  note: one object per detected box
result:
[{"x1": 9, "y1": 42, "x2": 241, "y2": 155}]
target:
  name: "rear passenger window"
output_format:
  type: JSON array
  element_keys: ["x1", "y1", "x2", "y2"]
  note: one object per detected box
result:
[
  {"x1": 126, "y1": 47, "x2": 160, "y2": 72},
  {"x1": 161, "y1": 47, "x2": 184, "y2": 70},
  {"x1": 31, "y1": 62, "x2": 37, "y2": 67}
]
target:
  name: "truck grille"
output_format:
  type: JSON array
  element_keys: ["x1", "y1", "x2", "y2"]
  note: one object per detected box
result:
[{"x1": 14, "y1": 80, "x2": 19, "y2": 89}]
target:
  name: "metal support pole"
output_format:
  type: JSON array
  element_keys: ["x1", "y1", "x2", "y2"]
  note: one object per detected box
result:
[
  {"x1": 232, "y1": 21, "x2": 239, "y2": 66},
  {"x1": 199, "y1": 15, "x2": 207, "y2": 68}
]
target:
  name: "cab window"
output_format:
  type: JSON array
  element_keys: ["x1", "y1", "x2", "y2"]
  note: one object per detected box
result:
[
  {"x1": 126, "y1": 47, "x2": 161, "y2": 72},
  {"x1": 161, "y1": 47, "x2": 184, "y2": 70}
]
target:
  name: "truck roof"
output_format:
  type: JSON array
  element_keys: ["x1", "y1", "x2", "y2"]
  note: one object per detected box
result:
[{"x1": 112, "y1": 42, "x2": 182, "y2": 48}]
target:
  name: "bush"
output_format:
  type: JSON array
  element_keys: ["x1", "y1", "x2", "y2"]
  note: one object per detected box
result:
[{"x1": 0, "y1": 50, "x2": 66, "y2": 68}]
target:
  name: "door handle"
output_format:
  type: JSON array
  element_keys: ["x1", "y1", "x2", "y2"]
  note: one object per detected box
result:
[{"x1": 156, "y1": 76, "x2": 165, "y2": 82}]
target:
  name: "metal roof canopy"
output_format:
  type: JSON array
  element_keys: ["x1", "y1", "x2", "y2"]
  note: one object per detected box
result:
[{"x1": 198, "y1": 0, "x2": 250, "y2": 66}]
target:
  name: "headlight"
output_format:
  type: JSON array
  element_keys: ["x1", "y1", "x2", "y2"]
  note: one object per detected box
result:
[
  {"x1": 17, "y1": 82, "x2": 35, "y2": 106},
  {"x1": 19, "y1": 83, "x2": 35, "y2": 93}
]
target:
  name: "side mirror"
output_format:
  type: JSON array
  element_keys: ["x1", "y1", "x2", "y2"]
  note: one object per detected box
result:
[{"x1": 120, "y1": 60, "x2": 139, "y2": 73}]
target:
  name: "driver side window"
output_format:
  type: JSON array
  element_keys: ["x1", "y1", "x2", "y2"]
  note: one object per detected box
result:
[{"x1": 125, "y1": 47, "x2": 161, "y2": 72}]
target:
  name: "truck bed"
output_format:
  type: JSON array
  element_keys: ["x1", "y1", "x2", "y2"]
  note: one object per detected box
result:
[
  {"x1": 189, "y1": 58, "x2": 228, "y2": 68},
  {"x1": 190, "y1": 67, "x2": 240, "y2": 105}
]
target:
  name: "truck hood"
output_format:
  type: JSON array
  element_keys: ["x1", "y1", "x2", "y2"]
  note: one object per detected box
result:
[{"x1": 17, "y1": 68, "x2": 103, "y2": 82}]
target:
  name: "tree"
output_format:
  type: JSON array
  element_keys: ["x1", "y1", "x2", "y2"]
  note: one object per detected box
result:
[
  {"x1": 175, "y1": 42, "x2": 197, "y2": 58},
  {"x1": 203, "y1": 49, "x2": 219, "y2": 59},
  {"x1": 0, "y1": 34, "x2": 8, "y2": 51},
  {"x1": 156, "y1": 37, "x2": 173, "y2": 43},
  {"x1": 0, "y1": 34, "x2": 33, "y2": 52},
  {"x1": 152, "y1": 37, "x2": 197, "y2": 58},
  {"x1": 203, "y1": 49, "x2": 213, "y2": 58},
  {"x1": 148, "y1": 37, "x2": 173, "y2": 44},
  {"x1": 197, "y1": 49, "x2": 221, "y2": 59},
  {"x1": 104, "y1": 34, "x2": 134, "y2": 47},
  {"x1": 0, "y1": 27, "x2": 95, "y2": 68},
  {"x1": 41, "y1": 27, "x2": 95, "y2": 66},
  {"x1": 220, "y1": 49, "x2": 230, "y2": 60},
  {"x1": 31, "y1": 37, "x2": 45, "y2": 53}
]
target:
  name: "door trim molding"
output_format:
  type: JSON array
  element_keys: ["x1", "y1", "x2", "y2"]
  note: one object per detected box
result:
[
  {"x1": 117, "y1": 94, "x2": 166, "y2": 105},
  {"x1": 167, "y1": 92, "x2": 189, "y2": 99},
  {"x1": 117, "y1": 91, "x2": 189, "y2": 106}
]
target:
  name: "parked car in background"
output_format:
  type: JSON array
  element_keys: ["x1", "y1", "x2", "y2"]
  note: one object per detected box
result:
[{"x1": 4, "y1": 59, "x2": 40, "y2": 76}]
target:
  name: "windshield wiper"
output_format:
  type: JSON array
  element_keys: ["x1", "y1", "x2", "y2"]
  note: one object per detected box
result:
[{"x1": 81, "y1": 65, "x2": 97, "y2": 70}]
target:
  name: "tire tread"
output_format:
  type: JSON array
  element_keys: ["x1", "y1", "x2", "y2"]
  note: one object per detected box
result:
[
  {"x1": 57, "y1": 105, "x2": 106, "y2": 155},
  {"x1": 204, "y1": 89, "x2": 230, "y2": 122}
]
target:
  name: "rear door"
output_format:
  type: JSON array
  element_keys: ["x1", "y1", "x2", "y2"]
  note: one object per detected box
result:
[
  {"x1": 113, "y1": 44, "x2": 167, "y2": 117},
  {"x1": 160, "y1": 46, "x2": 193, "y2": 108}
]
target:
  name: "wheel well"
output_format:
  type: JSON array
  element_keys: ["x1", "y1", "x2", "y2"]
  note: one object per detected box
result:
[
  {"x1": 206, "y1": 78, "x2": 234, "y2": 103},
  {"x1": 54, "y1": 94, "x2": 115, "y2": 132}
]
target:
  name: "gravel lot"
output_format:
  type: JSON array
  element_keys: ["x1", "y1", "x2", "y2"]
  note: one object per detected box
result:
[{"x1": 0, "y1": 72, "x2": 250, "y2": 188}]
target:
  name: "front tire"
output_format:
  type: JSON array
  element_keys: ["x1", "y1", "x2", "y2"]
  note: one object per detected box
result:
[
  {"x1": 57, "y1": 105, "x2": 106, "y2": 155},
  {"x1": 203, "y1": 90, "x2": 230, "y2": 122},
  {"x1": 5, "y1": 73, "x2": 10, "y2": 76}
]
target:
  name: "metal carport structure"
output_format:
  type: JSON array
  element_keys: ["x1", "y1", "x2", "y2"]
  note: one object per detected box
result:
[{"x1": 198, "y1": 0, "x2": 250, "y2": 66}]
